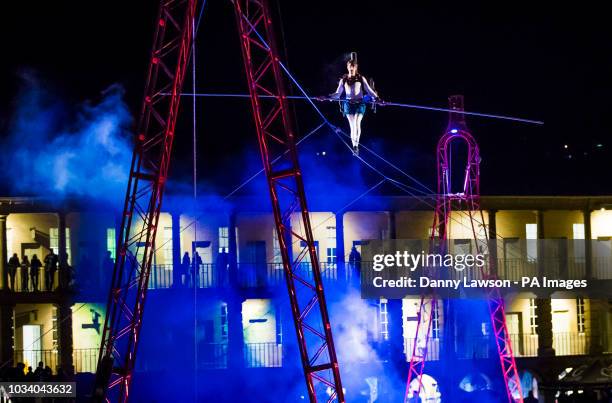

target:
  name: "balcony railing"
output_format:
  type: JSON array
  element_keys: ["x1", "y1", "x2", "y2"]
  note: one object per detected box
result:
[
  {"x1": 509, "y1": 333, "x2": 539, "y2": 357},
  {"x1": 148, "y1": 263, "x2": 224, "y2": 289},
  {"x1": 402, "y1": 333, "x2": 603, "y2": 360},
  {"x1": 13, "y1": 349, "x2": 59, "y2": 373},
  {"x1": 5, "y1": 270, "x2": 61, "y2": 293},
  {"x1": 237, "y1": 262, "x2": 340, "y2": 288},
  {"x1": 244, "y1": 342, "x2": 282, "y2": 368},
  {"x1": 73, "y1": 348, "x2": 98, "y2": 373},
  {"x1": 6, "y1": 253, "x2": 610, "y2": 293},
  {"x1": 404, "y1": 337, "x2": 441, "y2": 361},
  {"x1": 142, "y1": 262, "x2": 344, "y2": 290}
]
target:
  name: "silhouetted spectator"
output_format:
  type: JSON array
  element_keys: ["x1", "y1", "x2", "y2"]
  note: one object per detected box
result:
[
  {"x1": 25, "y1": 366, "x2": 35, "y2": 381},
  {"x1": 192, "y1": 251, "x2": 203, "y2": 287},
  {"x1": 21, "y1": 255, "x2": 30, "y2": 291},
  {"x1": 7, "y1": 253, "x2": 20, "y2": 291},
  {"x1": 30, "y1": 254, "x2": 42, "y2": 292},
  {"x1": 14, "y1": 362, "x2": 25, "y2": 379},
  {"x1": 180, "y1": 252, "x2": 190, "y2": 287},
  {"x1": 42, "y1": 366, "x2": 52, "y2": 381},
  {"x1": 33, "y1": 361, "x2": 44, "y2": 379},
  {"x1": 44, "y1": 250, "x2": 58, "y2": 291},
  {"x1": 348, "y1": 246, "x2": 361, "y2": 279}
]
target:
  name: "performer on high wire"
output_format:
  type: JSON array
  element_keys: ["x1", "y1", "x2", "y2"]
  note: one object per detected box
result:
[{"x1": 327, "y1": 52, "x2": 380, "y2": 155}]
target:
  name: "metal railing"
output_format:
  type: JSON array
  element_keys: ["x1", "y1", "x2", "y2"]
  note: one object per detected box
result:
[
  {"x1": 237, "y1": 262, "x2": 340, "y2": 288},
  {"x1": 4, "y1": 270, "x2": 61, "y2": 293},
  {"x1": 13, "y1": 349, "x2": 58, "y2": 373},
  {"x1": 244, "y1": 342, "x2": 282, "y2": 368},
  {"x1": 553, "y1": 332, "x2": 594, "y2": 356},
  {"x1": 143, "y1": 262, "x2": 344, "y2": 289},
  {"x1": 73, "y1": 348, "x2": 98, "y2": 373},
  {"x1": 148, "y1": 263, "x2": 223, "y2": 289},
  {"x1": 509, "y1": 333, "x2": 539, "y2": 357},
  {"x1": 130, "y1": 255, "x2": 612, "y2": 290},
  {"x1": 404, "y1": 337, "x2": 441, "y2": 361}
]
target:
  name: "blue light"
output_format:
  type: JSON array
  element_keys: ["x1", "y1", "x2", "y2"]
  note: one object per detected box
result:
[{"x1": 450, "y1": 129, "x2": 458, "y2": 134}]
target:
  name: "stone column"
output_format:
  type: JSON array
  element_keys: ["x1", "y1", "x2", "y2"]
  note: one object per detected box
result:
[
  {"x1": 0, "y1": 214, "x2": 8, "y2": 290},
  {"x1": 58, "y1": 212, "x2": 67, "y2": 290},
  {"x1": 388, "y1": 210, "x2": 397, "y2": 239},
  {"x1": 536, "y1": 209, "x2": 547, "y2": 279},
  {"x1": 535, "y1": 210, "x2": 555, "y2": 356},
  {"x1": 0, "y1": 304, "x2": 13, "y2": 367},
  {"x1": 583, "y1": 209, "x2": 593, "y2": 280},
  {"x1": 488, "y1": 210, "x2": 498, "y2": 276},
  {"x1": 227, "y1": 296, "x2": 245, "y2": 369},
  {"x1": 57, "y1": 302, "x2": 74, "y2": 373},
  {"x1": 589, "y1": 299, "x2": 605, "y2": 354},
  {"x1": 226, "y1": 211, "x2": 244, "y2": 369},
  {"x1": 335, "y1": 213, "x2": 345, "y2": 282},
  {"x1": 171, "y1": 212, "x2": 182, "y2": 287},
  {"x1": 536, "y1": 296, "x2": 555, "y2": 356},
  {"x1": 228, "y1": 211, "x2": 238, "y2": 288}
]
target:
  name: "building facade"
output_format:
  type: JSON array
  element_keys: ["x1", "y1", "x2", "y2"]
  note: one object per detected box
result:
[{"x1": 1, "y1": 195, "x2": 611, "y2": 401}]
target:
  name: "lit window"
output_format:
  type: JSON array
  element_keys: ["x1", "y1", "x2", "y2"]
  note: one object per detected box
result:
[
  {"x1": 6, "y1": 228, "x2": 13, "y2": 255},
  {"x1": 163, "y1": 227, "x2": 173, "y2": 265},
  {"x1": 221, "y1": 303, "x2": 228, "y2": 341},
  {"x1": 272, "y1": 230, "x2": 282, "y2": 264},
  {"x1": 219, "y1": 227, "x2": 229, "y2": 253},
  {"x1": 573, "y1": 224, "x2": 585, "y2": 260},
  {"x1": 573, "y1": 224, "x2": 585, "y2": 240},
  {"x1": 379, "y1": 298, "x2": 389, "y2": 341},
  {"x1": 52, "y1": 306, "x2": 58, "y2": 350},
  {"x1": 326, "y1": 247, "x2": 337, "y2": 266},
  {"x1": 432, "y1": 301, "x2": 440, "y2": 339},
  {"x1": 526, "y1": 224, "x2": 538, "y2": 262},
  {"x1": 50, "y1": 227, "x2": 71, "y2": 264},
  {"x1": 106, "y1": 228, "x2": 116, "y2": 260},
  {"x1": 576, "y1": 297, "x2": 585, "y2": 334},
  {"x1": 529, "y1": 299, "x2": 538, "y2": 335}
]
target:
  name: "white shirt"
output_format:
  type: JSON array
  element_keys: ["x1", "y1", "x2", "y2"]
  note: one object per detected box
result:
[{"x1": 331, "y1": 74, "x2": 378, "y2": 101}]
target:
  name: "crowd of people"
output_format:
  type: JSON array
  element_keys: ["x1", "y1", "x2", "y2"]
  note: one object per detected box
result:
[
  {"x1": 5, "y1": 250, "x2": 73, "y2": 292},
  {"x1": 0, "y1": 360, "x2": 74, "y2": 382},
  {"x1": 174, "y1": 250, "x2": 228, "y2": 287}
]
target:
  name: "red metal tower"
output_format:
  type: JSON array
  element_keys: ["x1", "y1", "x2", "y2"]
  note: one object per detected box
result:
[
  {"x1": 94, "y1": 0, "x2": 344, "y2": 401},
  {"x1": 233, "y1": 1, "x2": 344, "y2": 401},
  {"x1": 405, "y1": 95, "x2": 523, "y2": 402},
  {"x1": 93, "y1": 0, "x2": 198, "y2": 401}
]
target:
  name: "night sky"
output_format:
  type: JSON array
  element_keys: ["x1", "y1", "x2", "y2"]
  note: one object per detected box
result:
[{"x1": 1, "y1": 1, "x2": 610, "y2": 197}]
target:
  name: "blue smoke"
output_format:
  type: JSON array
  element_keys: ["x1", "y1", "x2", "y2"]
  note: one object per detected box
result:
[{"x1": 2, "y1": 73, "x2": 133, "y2": 202}]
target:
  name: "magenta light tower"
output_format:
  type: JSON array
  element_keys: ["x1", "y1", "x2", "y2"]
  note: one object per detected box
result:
[{"x1": 406, "y1": 95, "x2": 523, "y2": 403}]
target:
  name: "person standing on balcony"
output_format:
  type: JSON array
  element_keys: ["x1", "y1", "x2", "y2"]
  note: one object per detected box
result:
[
  {"x1": 348, "y1": 246, "x2": 362, "y2": 280},
  {"x1": 7, "y1": 253, "x2": 20, "y2": 291},
  {"x1": 44, "y1": 250, "x2": 58, "y2": 291},
  {"x1": 30, "y1": 254, "x2": 42, "y2": 292},
  {"x1": 192, "y1": 251, "x2": 202, "y2": 288},
  {"x1": 20, "y1": 255, "x2": 30, "y2": 291},
  {"x1": 181, "y1": 252, "x2": 190, "y2": 287}
]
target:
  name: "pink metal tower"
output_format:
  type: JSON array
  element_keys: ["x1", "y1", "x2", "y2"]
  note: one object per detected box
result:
[{"x1": 406, "y1": 95, "x2": 523, "y2": 402}]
